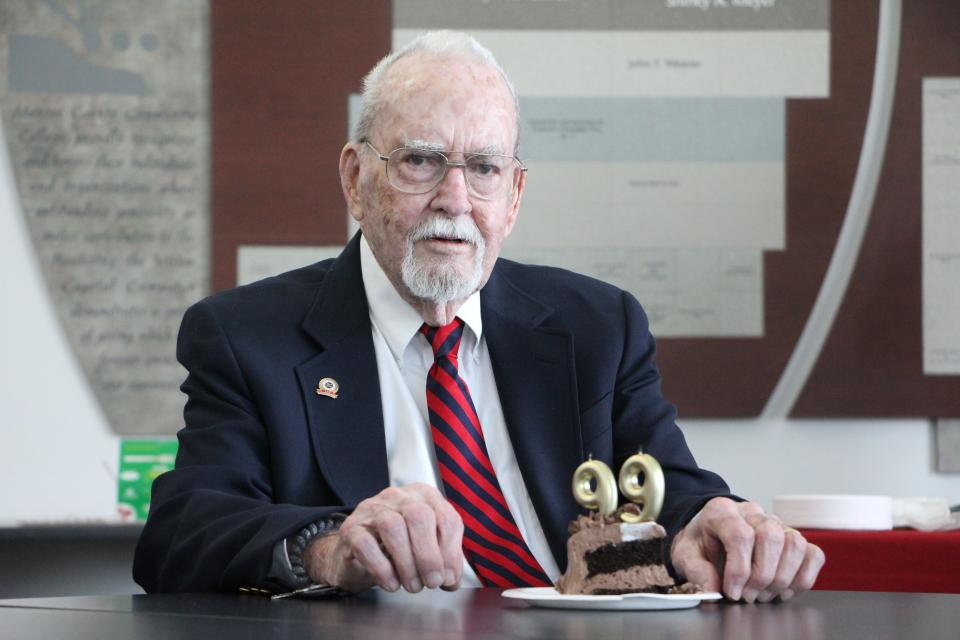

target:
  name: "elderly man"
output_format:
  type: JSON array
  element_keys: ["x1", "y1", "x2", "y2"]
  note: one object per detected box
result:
[{"x1": 134, "y1": 31, "x2": 823, "y2": 603}]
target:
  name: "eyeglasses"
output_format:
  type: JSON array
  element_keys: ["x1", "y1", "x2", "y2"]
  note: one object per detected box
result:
[{"x1": 362, "y1": 140, "x2": 527, "y2": 201}]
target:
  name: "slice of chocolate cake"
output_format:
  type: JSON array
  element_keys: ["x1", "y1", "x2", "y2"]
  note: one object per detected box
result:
[{"x1": 555, "y1": 508, "x2": 701, "y2": 595}]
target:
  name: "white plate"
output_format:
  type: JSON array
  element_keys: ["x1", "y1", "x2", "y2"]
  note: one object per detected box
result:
[{"x1": 502, "y1": 587, "x2": 723, "y2": 611}]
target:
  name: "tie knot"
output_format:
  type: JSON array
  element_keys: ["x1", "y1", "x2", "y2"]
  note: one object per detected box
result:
[{"x1": 420, "y1": 317, "x2": 465, "y2": 360}]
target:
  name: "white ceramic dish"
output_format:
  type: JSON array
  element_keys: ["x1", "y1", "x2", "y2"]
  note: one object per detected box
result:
[{"x1": 501, "y1": 587, "x2": 723, "y2": 611}]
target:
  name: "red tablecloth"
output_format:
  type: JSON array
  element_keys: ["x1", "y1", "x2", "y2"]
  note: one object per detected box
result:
[{"x1": 801, "y1": 528, "x2": 960, "y2": 593}]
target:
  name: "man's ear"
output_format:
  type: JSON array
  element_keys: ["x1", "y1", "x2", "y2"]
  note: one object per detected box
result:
[
  {"x1": 339, "y1": 143, "x2": 364, "y2": 222},
  {"x1": 503, "y1": 165, "x2": 526, "y2": 237}
]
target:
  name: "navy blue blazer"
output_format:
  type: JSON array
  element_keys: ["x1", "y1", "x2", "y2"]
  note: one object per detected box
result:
[{"x1": 133, "y1": 233, "x2": 732, "y2": 593}]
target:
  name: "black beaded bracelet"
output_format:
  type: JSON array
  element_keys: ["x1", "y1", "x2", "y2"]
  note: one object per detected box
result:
[{"x1": 288, "y1": 515, "x2": 345, "y2": 587}]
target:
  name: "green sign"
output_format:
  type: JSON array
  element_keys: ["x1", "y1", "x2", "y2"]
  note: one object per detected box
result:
[{"x1": 117, "y1": 439, "x2": 178, "y2": 522}]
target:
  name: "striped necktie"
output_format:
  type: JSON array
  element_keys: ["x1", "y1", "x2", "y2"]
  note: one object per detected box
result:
[{"x1": 420, "y1": 318, "x2": 551, "y2": 588}]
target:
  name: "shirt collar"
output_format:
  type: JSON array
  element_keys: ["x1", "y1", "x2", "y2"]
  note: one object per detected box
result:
[{"x1": 360, "y1": 235, "x2": 483, "y2": 363}]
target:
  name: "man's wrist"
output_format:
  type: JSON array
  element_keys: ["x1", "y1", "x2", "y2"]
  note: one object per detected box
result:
[
  {"x1": 287, "y1": 516, "x2": 344, "y2": 587},
  {"x1": 301, "y1": 530, "x2": 341, "y2": 585}
]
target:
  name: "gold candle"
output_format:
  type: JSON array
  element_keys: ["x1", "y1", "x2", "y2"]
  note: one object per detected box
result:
[
  {"x1": 618, "y1": 451, "x2": 664, "y2": 523},
  {"x1": 571, "y1": 457, "x2": 617, "y2": 517}
]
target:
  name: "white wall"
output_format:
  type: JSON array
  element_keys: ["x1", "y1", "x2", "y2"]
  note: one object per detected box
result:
[
  {"x1": 680, "y1": 417, "x2": 958, "y2": 511},
  {"x1": 0, "y1": 115, "x2": 119, "y2": 525}
]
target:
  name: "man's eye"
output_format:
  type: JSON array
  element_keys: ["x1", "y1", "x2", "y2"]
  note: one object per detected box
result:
[
  {"x1": 402, "y1": 152, "x2": 440, "y2": 168},
  {"x1": 468, "y1": 158, "x2": 500, "y2": 177}
]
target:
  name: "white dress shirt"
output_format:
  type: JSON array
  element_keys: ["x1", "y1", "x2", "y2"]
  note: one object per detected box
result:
[{"x1": 360, "y1": 236, "x2": 560, "y2": 586}]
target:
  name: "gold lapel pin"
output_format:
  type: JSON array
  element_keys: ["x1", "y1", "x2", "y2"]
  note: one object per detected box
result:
[{"x1": 316, "y1": 377, "x2": 339, "y2": 399}]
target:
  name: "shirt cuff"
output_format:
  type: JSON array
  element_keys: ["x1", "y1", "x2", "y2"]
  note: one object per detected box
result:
[{"x1": 267, "y1": 537, "x2": 301, "y2": 589}]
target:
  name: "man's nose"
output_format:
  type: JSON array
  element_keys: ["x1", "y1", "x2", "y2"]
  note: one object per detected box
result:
[{"x1": 431, "y1": 163, "x2": 473, "y2": 217}]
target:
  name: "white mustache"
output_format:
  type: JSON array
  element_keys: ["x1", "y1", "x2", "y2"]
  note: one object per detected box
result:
[{"x1": 408, "y1": 216, "x2": 484, "y2": 247}]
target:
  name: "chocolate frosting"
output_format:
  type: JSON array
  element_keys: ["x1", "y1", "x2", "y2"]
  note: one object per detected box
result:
[
  {"x1": 556, "y1": 507, "x2": 702, "y2": 595},
  {"x1": 567, "y1": 504, "x2": 646, "y2": 534}
]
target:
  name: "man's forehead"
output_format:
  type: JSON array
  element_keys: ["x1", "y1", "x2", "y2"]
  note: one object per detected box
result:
[
  {"x1": 386, "y1": 52, "x2": 505, "y2": 89},
  {"x1": 381, "y1": 55, "x2": 514, "y2": 114},
  {"x1": 374, "y1": 54, "x2": 517, "y2": 151}
]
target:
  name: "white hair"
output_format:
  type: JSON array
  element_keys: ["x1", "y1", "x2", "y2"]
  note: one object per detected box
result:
[{"x1": 352, "y1": 30, "x2": 521, "y2": 154}]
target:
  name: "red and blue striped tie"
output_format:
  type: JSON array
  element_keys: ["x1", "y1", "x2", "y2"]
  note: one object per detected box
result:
[{"x1": 420, "y1": 318, "x2": 551, "y2": 588}]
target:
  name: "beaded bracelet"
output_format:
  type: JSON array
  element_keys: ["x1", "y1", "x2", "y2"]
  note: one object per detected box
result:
[{"x1": 288, "y1": 515, "x2": 345, "y2": 587}]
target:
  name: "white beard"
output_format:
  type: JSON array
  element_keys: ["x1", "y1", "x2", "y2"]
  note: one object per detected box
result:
[{"x1": 401, "y1": 215, "x2": 486, "y2": 304}]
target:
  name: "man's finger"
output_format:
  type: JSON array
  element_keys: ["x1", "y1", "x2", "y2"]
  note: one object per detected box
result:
[
  {"x1": 713, "y1": 519, "x2": 755, "y2": 601},
  {"x1": 421, "y1": 486, "x2": 464, "y2": 588},
  {"x1": 676, "y1": 553, "x2": 722, "y2": 593},
  {"x1": 436, "y1": 504, "x2": 464, "y2": 588},
  {"x1": 671, "y1": 524, "x2": 725, "y2": 593},
  {"x1": 736, "y1": 501, "x2": 766, "y2": 519},
  {"x1": 403, "y1": 502, "x2": 446, "y2": 589},
  {"x1": 791, "y1": 543, "x2": 826, "y2": 592},
  {"x1": 740, "y1": 515, "x2": 785, "y2": 603},
  {"x1": 761, "y1": 528, "x2": 807, "y2": 600},
  {"x1": 373, "y1": 509, "x2": 421, "y2": 592},
  {"x1": 342, "y1": 525, "x2": 400, "y2": 592}
]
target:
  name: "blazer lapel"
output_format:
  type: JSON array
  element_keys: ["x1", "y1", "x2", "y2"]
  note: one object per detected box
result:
[
  {"x1": 295, "y1": 234, "x2": 390, "y2": 508},
  {"x1": 481, "y1": 266, "x2": 583, "y2": 569}
]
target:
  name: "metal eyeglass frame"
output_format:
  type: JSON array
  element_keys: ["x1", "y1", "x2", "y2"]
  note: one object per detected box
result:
[{"x1": 361, "y1": 139, "x2": 527, "y2": 201}]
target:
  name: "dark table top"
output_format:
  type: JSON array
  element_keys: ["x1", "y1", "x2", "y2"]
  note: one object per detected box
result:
[{"x1": 1, "y1": 588, "x2": 958, "y2": 640}]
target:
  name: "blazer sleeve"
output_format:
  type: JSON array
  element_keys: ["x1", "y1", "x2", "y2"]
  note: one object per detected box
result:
[
  {"x1": 132, "y1": 300, "x2": 345, "y2": 593},
  {"x1": 610, "y1": 290, "x2": 740, "y2": 537}
]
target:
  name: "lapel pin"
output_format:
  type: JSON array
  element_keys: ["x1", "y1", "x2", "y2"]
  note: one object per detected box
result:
[{"x1": 316, "y1": 377, "x2": 339, "y2": 399}]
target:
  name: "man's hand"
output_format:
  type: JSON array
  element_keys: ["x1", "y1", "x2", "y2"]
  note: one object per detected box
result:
[
  {"x1": 303, "y1": 484, "x2": 464, "y2": 594},
  {"x1": 670, "y1": 497, "x2": 825, "y2": 603}
]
